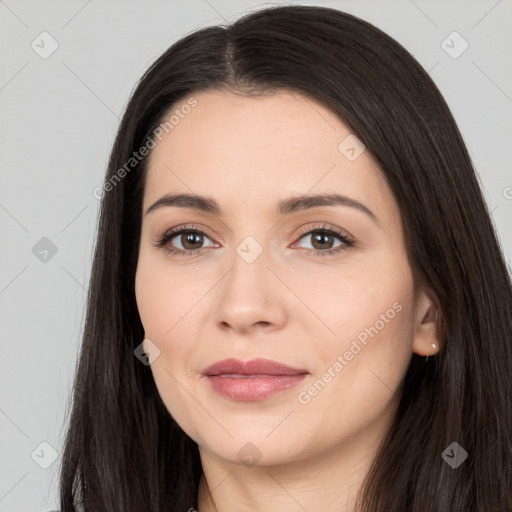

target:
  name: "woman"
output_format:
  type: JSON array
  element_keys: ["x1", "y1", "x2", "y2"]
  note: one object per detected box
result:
[{"x1": 57, "y1": 5, "x2": 512, "y2": 511}]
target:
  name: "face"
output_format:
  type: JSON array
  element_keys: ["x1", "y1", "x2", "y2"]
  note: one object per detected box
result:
[{"x1": 135, "y1": 89, "x2": 436, "y2": 467}]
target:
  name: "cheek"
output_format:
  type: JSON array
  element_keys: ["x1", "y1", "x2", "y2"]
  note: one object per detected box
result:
[
  {"x1": 135, "y1": 261, "x2": 201, "y2": 388},
  {"x1": 292, "y1": 279, "x2": 416, "y2": 451},
  {"x1": 135, "y1": 252, "x2": 199, "y2": 339},
  {"x1": 135, "y1": 256, "x2": 204, "y2": 437},
  {"x1": 311, "y1": 254, "x2": 416, "y2": 380}
]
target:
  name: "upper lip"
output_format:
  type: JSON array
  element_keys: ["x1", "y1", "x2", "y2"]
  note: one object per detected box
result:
[{"x1": 203, "y1": 358, "x2": 309, "y2": 376}]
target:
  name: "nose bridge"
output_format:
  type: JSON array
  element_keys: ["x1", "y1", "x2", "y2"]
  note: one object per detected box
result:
[
  {"x1": 212, "y1": 231, "x2": 287, "y2": 332},
  {"x1": 224, "y1": 232, "x2": 271, "y2": 297},
  {"x1": 235, "y1": 233, "x2": 266, "y2": 266}
]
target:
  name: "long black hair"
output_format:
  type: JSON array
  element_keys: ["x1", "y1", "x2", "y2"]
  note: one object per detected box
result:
[{"x1": 57, "y1": 5, "x2": 512, "y2": 511}]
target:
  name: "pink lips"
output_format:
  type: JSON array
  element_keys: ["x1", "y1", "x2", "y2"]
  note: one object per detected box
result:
[{"x1": 203, "y1": 358, "x2": 309, "y2": 401}]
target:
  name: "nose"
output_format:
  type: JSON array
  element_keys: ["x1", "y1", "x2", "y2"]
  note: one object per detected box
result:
[{"x1": 213, "y1": 244, "x2": 289, "y2": 336}]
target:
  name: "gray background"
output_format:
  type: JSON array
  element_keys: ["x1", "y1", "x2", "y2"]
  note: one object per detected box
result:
[{"x1": 1, "y1": 0, "x2": 511, "y2": 510}]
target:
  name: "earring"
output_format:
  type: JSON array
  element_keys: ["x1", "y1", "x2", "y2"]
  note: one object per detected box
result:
[{"x1": 425, "y1": 343, "x2": 438, "y2": 362}]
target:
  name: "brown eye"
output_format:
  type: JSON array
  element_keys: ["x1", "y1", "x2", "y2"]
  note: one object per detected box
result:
[
  {"x1": 168, "y1": 230, "x2": 215, "y2": 251},
  {"x1": 156, "y1": 227, "x2": 216, "y2": 256},
  {"x1": 178, "y1": 231, "x2": 205, "y2": 250},
  {"x1": 309, "y1": 231, "x2": 338, "y2": 250},
  {"x1": 295, "y1": 228, "x2": 350, "y2": 252},
  {"x1": 291, "y1": 225, "x2": 355, "y2": 257}
]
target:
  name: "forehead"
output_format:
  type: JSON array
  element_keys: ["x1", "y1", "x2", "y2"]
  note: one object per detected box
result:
[
  {"x1": 142, "y1": 89, "x2": 393, "y2": 219},
  {"x1": 148, "y1": 88, "x2": 350, "y2": 166}
]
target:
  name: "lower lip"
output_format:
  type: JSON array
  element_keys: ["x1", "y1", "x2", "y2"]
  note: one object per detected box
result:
[{"x1": 205, "y1": 374, "x2": 308, "y2": 401}]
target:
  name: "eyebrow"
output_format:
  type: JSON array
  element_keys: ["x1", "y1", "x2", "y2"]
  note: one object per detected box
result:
[{"x1": 145, "y1": 192, "x2": 378, "y2": 223}]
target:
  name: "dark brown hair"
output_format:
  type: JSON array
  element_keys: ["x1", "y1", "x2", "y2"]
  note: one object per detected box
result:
[{"x1": 58, "y1": 5, "x2": 512, "y2": 511}]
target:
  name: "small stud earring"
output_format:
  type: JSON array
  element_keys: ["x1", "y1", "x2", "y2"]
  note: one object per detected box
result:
[{"x1": 425, "y1": 343, "x2": 438, "y2": 362}]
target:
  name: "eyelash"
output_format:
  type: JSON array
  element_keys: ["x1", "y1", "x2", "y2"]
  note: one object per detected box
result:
[{"x1": 155, "y1": 223, "x2": 355, "y2": 258}]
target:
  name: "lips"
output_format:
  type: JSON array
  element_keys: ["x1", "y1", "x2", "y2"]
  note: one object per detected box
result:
[
  {"x1": 202, "y1": 357, "x2": 308, "y2": 377},
  {"x1": 202, "y1": 358, "x2": 309, "y2": 401}
]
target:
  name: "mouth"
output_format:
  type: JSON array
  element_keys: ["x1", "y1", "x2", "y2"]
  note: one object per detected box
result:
[{"x1": 202, "y1": 358, "x2": 309, "y2": 401}]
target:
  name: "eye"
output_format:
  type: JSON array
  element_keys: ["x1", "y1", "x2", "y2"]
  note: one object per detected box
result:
[
  {"x1": 292, "y1": 225, "x2": 355, "y2": 256},
  {"x1": 156, "y1": 225, "x2": 217, "y2": 256}
]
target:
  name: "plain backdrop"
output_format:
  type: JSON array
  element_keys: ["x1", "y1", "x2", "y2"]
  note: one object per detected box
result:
[{"x1": 0, "y1": 0, "x2": 511, "y2": 510}]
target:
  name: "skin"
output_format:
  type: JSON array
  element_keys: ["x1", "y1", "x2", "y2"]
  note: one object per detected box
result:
[{"x1": 134, "y1": 89, "x2": 440, "y2": 512}]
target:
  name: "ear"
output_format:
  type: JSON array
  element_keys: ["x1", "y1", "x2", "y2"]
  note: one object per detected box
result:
[{"x1": 412, "y1": 289, "x2": 441, "y2": 357}]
